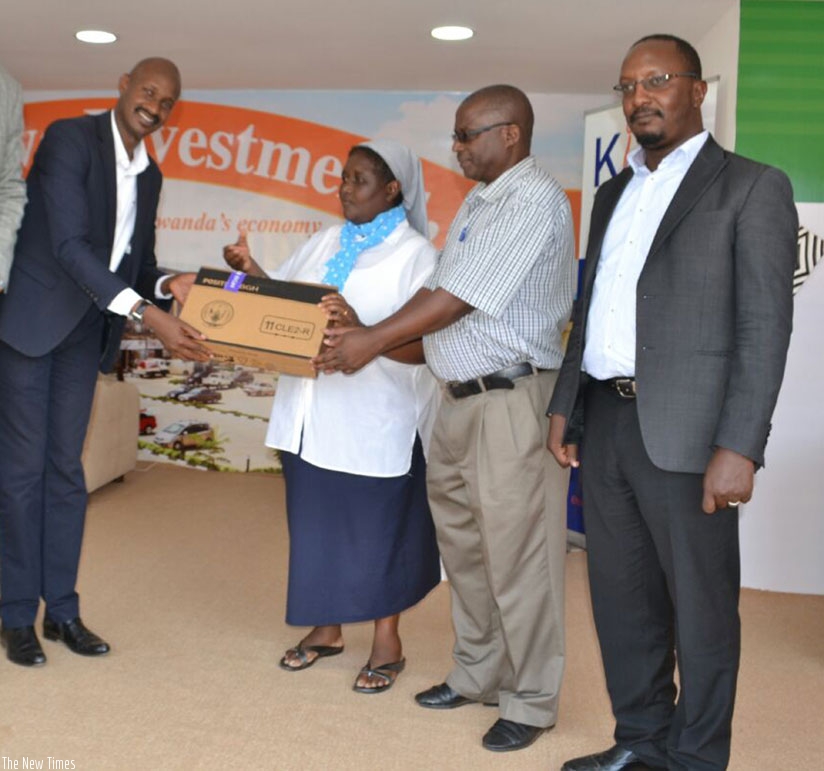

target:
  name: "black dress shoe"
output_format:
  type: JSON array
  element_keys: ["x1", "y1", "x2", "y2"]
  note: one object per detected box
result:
[
  {"x1": 1, "y1": 625, "x2": 46, "y2": 666},
  {"x1": 482, "y1": 718, "x2": 545, "y2": 752},
  {"x1": 415, "y1": 682, "x2": 473, "y2": 709},
  {"x1": 43, "y1": 617, "x2": 110, "y2": 656},
  {"x1": 561, "y1": 744, "x2": 650, "y2": 771}
]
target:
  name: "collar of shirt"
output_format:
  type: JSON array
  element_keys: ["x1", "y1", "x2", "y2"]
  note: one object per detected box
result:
[
  {"x1": 628, "y1": 129, "x2": 709, "y2": 179},
  {"x1": 467, "y1": 155, "x2": 537, "y2": 206},
  {"x1": 110, "y1": 110, "x2": 150, "y2": 177}
]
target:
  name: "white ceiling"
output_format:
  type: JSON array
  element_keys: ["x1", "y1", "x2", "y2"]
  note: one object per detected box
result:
[{"x1": 2, "y1": 0, "x2": 737, "y2": 94}]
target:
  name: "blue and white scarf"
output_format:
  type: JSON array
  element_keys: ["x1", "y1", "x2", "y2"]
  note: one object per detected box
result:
[{"x1": 321, "y1": 204, "x2": 406, "y2": 289}]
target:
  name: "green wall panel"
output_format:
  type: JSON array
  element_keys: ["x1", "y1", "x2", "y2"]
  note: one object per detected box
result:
[{"x1": 737, "y1": 0, "x2": 824, "y2": 201}]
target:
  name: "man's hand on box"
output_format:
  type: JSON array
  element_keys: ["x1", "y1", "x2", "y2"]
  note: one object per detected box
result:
[
  {"x1": 312, "y1": 326, "x2": 382, "y2": 375},
  {"x1": 143, "y1": 306, "x2": 211, "y2": 362}
]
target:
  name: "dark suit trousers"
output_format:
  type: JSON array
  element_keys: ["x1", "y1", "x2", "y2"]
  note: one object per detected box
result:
[
  {"x1": 580, "y1": 381, "x2": 740, "y2": 771},
  {"x1": 0, "y1": 307, "x2": 104, "y2": 627}
]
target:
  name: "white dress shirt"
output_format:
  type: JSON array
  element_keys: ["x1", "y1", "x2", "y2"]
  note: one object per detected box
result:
[
  {"x1": 265, "y1": 220, "x2": 440, "y2": 477},
  {"x1": 583, "y1": 131, "x2": 709, "y2": 379},
  {"x1": 106, "y1": 111, "x2": 170, "y2": 317}
]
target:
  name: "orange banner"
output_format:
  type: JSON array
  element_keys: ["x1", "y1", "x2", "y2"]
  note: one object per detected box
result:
[
  {"x1": 23, "y1": 98, "x2": 580, "y2": 251},
  {"x1": 23, "y1": 99, "x2": 476, "y2": 248}
]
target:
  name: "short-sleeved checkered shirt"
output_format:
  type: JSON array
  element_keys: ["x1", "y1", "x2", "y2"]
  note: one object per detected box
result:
[{"x1": 423, "y1": 156, "x2": 575, "y2": 382}]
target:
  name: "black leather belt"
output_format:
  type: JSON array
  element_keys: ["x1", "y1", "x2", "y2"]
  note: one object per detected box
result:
[
  {"x1": 596, "y1": 377, "x2": 637, "y2": 399},
  {"x1": 446, "y1": 362, "x2": 541, "y2": 400}
]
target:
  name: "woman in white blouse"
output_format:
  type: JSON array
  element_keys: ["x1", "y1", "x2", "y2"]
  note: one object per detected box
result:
[{"x1": 224, "y1": 140, "x2": 440, "y2": 693}]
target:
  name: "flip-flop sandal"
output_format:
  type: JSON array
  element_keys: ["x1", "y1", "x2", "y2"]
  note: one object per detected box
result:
[
  {"x1": 352, "y1": 658, "x2": 406, "y2": 694},
  {"x1": 278, "y1": 642, "x2": 344, "y2": 672}
]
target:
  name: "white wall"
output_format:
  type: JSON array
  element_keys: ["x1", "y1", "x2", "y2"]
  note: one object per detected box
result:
[
  {"x1": 697, "y1": 1, "x2": 740, "y2": 150},
  {"x1": 738, "y1": 265, "x2": 824, "y2": 594}
]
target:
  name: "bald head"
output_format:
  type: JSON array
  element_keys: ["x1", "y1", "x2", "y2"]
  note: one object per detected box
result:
[
  {"x1": 462, "y1": 85, "x2": 534, "y2": 149},
  {"x1": 114, "y1": 56, "x2": 182, "y2": 156},
  {"x1": 128, "y1": 57, "x2": 182, "y2": 100}
]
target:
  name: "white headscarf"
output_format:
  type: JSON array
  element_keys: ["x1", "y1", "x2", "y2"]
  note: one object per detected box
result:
[{"x1": 356, "y1": 139, "x2": 429, "y2": 237}]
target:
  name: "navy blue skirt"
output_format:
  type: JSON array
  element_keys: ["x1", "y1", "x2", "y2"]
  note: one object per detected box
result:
[{"x1": 280, "y1": 437, "x2": 440, "y2": 626}]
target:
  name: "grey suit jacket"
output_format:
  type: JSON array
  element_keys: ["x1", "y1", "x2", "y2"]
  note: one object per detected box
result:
[
  {"x1": 548, "y1": 136, "x2": 797, "y2": 473},
  {"x1": 0, "y1": 62, "x2": 26, "y2": 290}
]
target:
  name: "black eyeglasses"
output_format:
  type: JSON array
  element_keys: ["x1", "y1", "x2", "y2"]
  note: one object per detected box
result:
[
  {"x1": 613, "y1": 72, "x2": 699, "y2": 96},
  {"x1": 451, "y1": 121, "x2": 514, "y2": 144}
]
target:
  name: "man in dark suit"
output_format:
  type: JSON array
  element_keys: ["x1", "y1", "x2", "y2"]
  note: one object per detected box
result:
[
  {"x1": 0, "y1": 58, "x2": 210, "y2": 667},
  {"x1": 547, "y1": 35, "x2": 796, "y2": 771}
]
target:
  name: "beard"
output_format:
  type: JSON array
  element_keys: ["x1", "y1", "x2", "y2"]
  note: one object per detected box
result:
[
  {"x1": 634, "y1": 130, "x2": 665, "y2": 148},
  {"x1": 629, "y1": 108, "x2": 665, "y2": 148}
]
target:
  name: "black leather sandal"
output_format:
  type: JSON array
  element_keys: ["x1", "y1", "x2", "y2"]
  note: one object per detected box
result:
[
  {"x1": 352, "y1": 657, "x2": 406, "y2": 694},
  {"x1": 278, "y1": 642, "x2": 344, "y2": 671}
]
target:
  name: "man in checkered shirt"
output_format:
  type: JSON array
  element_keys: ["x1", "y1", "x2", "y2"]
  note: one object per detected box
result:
[{"x1": 318, "y1": 84, "x2": 575, "y2": 753}]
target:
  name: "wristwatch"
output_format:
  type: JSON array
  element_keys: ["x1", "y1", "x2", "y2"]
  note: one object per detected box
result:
[{"x1": 129, "y1": 299, "x2": 154, "y2": 322}]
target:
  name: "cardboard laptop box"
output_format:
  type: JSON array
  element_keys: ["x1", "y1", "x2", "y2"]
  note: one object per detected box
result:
[{"x1": 178, "y1": 268, "x2": 335, "y2": 377}]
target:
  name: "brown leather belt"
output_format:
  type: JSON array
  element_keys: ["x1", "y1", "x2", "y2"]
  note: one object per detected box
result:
[{"x1": 446, "y1": 362, "x2": 541, "y2": 400}]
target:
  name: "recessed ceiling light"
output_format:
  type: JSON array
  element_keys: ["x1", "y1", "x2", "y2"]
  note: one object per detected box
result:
[
  {"x1": 75, "y1": 30, "x2": 118, "y2": 45},
  {"x1": 431, "y1": 26, "x2": 474, "y2": 42}
]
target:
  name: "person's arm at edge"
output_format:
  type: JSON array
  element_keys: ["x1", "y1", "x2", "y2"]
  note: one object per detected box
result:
[{"x1": 0, "y1": 72, "x2": 26, "y2": 292}]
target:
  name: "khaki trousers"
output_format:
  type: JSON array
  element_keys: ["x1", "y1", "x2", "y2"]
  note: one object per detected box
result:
[{"x1": 426, "y1": 370, "x2": 568, "y2": 728}]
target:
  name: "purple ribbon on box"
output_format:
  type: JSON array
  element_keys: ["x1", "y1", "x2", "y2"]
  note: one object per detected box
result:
[{"x1": 225, "y1": 271, "x2": 247, "y2": 292}]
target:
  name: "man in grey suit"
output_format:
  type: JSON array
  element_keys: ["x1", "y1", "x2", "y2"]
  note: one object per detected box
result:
[{"x1": 547, "y1": 35, "x2": 796, "y2": 771}]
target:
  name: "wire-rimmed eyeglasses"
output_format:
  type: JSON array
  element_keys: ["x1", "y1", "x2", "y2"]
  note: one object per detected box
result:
[{"x1": 613, "y1": 72, "x2": 699, "y2": 96}]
